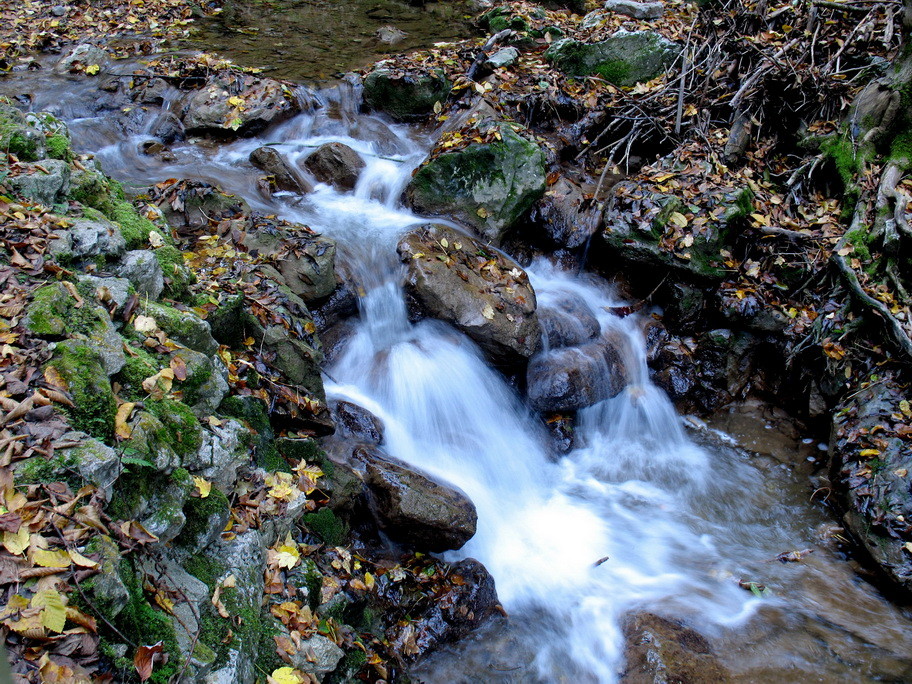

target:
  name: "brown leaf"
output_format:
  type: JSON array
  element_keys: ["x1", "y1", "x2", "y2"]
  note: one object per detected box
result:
[
  {"x1": 119, "y1": 520, "x2": 159, "y2": 545},
  {"x1": 170, "y1": 355, "x2": 187, "y2": 382},
  {"x1": 134, "y1": 641, "x2": 165, "y2": 682}
]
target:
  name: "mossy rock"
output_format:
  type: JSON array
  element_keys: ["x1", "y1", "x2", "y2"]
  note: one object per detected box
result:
[
  {"x1": 0, "y1": 100, "x2": 46, "y2": 162},
  {"x1": 46, "y1": 340, "x2": 116, "y2": 441},
  {"x1": 24, "y1": 282, "x2": 108, "y2": 338},
  {"x1": 302, "y1": 507, "x2": 349, "y2": 546},
  {"x1": 220, "y1": 395, "x2": 285, "y2": 472},
  {"x1": 176, "y1": 488, "x2": 230, "y2": 553},
  {"x1": 114, "y1": 346, "x2": 163, "y2": 400},
  {"x1": 146, "y1": 399, "x2": 204, "y2": 460},
  {"x1": 154, "y1": 245, "x2": 196, "y2": 301},
  {"x1": 107, "y1": 466, "x2": 194, "y2": 543},
  {"x1": 143, "y1": 301, "x2": 219, "y2": 355},
  {"x1": 405, "y1": 121, "x2": 546, "y2": 245},
  {"x1": 362, "y1": 68, "x2": 451, "y2": 122},
  {"x1": 545, "y1": 31, "x2": 681, "y2": 86}
]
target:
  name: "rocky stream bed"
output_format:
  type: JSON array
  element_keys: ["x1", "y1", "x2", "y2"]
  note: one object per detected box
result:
[{"x1": 2, "y1": 0, "x2": 912, "y2": 682}]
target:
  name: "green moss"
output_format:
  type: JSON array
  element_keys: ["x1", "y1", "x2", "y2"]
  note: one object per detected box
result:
[
  {"x1": 26, "y1": 283, "x2": 107, "y2": 337},
  {"x1": 821, "y1": 132, "x2": 867, "y2": 214},
  {"x1": 889, "y1": 129, "x2": 912, "y2": 164},
  {"x1": 146, "y1": 400, "x2": 203, "y2": 458},
  {"x1": 723, "y1": 187, "x2": 755, "y2": 223},
  {"x1": 49, "y1": 342, "x2": 116, "y2": 441},
  {"x1": 45, "y1": 134, "x2": 71, "y2": 161},
  {"x1": 595, "y1": 59, "x2": 632, "y2": 85},
  {"x1": 111, "y1": 200, "x2": 159, "y2": 249},
  {"x1": 846, "y1": 228, "x2": 873, "y2": 261},
  {"x1": 302, "y1": 508, "x2": 349, "y2": 546},
  {"x1": 255, "y1": 614, "x2": 288, "y2": 675},
  {"x1": 220, "y1": 395, "x2": 285, "y2": 472},
  {"x1": 178, "y1": 488, "x2": 229, "y2": 545},
  {"x1": 325, "y1": 647, "x2": 367, "y2": 684},
  {"x1": 276, "y1": 437, "x2": 334, "y2": 477},
  {"x1": 0, "y1": 102, "x2": 41, "y2": 161},
  {"x1": 154, "y1": 245, "x2": 194, "y2": 300},
  {"x1": 183, "y1": 554, "x2": 227, "y2": 591},
  {"x1": 112, "y1": 558, "x2": 182, "y2": 684},
  {"x1": 115, "y1": 347, "x2": 163, "y2": 400},
  {"x1": 180, "y1": 357, "x2": 213, "y2": 407},
  {"x1": 16, "y1": 452, "x2": 80, "y2": 489}
]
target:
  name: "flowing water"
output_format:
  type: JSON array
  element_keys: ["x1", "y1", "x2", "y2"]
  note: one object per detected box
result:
[{"x1": 5, "y1": 67, "x2": 912, "y2": 682}]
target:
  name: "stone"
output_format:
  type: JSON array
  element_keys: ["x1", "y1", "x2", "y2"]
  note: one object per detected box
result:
[
  {"x1": 87, "y1": 310, "x2": 127, "y2": 375},
  {"x1": 155, "y1": 180, "x2": 250, "y2": 230},
  {"x1": 377, "y1": 25, "x2": 408, "y2": 45},
  {"x1": 116, "y1": 250, "x2": 164, "y2": 299},
  {"x1": 53, "y1": 43, "x2": 107, "y2": 77},
  {"x1": 621, "y1": 613, "x2": 731, "y2": 683},
  {"x1": 143, "y1": 302, "x2": 219, "y2": 356},
  {"x1": 527, "y1": 340, "x2": 626, "y2": 412},
  {"x1": 0, "y1": 102, "x2": 45, "y2": 161},
  {"x1": 47, "y1": 340, "x2": 116, "y2": 442},
  {"x1": 14, "y1": 432, "x2": 123, "y2": 498},
  {"x1": 181, "y1": 74, "x2": 308, "y2": 137},
  {"x1": 329, "y1": 400, "x2": 384, "y2": 444},
  {"x1": 545, "y1": 31, "x2": 680, "y2": 87},
  {"x1": 249, "y1": 146, "x2": 312, "y2": 193},
  {"x1": 485, "y1": 47, "x2": 520, "y2": 70},
  {"x1": 529, "y1": 177, "x2": 600, "y2": 250},
  {"x1": 277, "y1": 235, "x2": 337, "y2": 303},
  {"x1": 84, "y1": 536, "x2": 129, "y2": 620},
  {"x1": 125, "y1": 410, "x2": 182, "y2": 473},
  {"x1": 363, "y1": 448, "x2": 477, "y2": 552},
  {"x1": 171, "y1": 348, "x2": 229, "y2": 416},
  {"x1": 405, "y1": 122, "x2": 546, "y2": 245},
  {"x1": 183, "y1": 419, "x2": 249, "y2": 493},
  {"x1": 314, "y1": 438, "x2": 368, "y2": 513},
  {"x1": 538, "y1": 291, "x2": 602, "y2": 349},
  {"x1": 398, "y1": 223, "x2": 540, "y2": 366},
  {"x1": 603, "y1": 0, "x2": 664, "y2": 20},
  {"x1": 302, "y1": 142, "x2": 365, "y2": 191},
  {"x1": 361, "y1": 68, "x2": 451, "y2": 122},
  {"x1": 77, "y1": 275, "x2": 133, "y2": 316},
  {"x1": 152, "y1": 112, "x2": 185, "y2": 144},
  {"x1": 7, "y1": 159, "x2": 70, "y2": 206},
  {"x1": 290, "y1": 634, "x2": 345, "y2": 677}
]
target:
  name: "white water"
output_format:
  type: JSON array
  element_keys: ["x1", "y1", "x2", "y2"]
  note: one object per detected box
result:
[{"x1": 11, "y1": 69, "x2": 912, "y2": 681}]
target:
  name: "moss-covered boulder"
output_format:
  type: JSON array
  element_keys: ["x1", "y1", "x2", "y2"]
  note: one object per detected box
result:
[
  {"x1": 405, "y1": 122, "x2": 546, "y2": 245},
  {"x1": 48, "y1": 216, "x2": 127, "y2": 264},
  {"x1": 171, "y1": 348, "x2": 229, "y2": 416},
  {"x1": 362, "y1": 68, "x2": 451, "y2": 122},
  {"x1": 0, "y1": 100, "x2": 46, "y2": 161},
  {"x1": 83, "y1": 536, "x2": 129, "y2": 621},
  {"x1": 14, "y1": 431, "x2": 122, "y2": 497},
  {"x1": 142, "y1": 302, "x2": 219, "y2": 355},
  {"x1": 45, "y1": 340, "x2": 116, "y2": 441},
  {"x1": 176, "y1": 488, "x2": 231, "y2": 554},
  {"x1": 183, "y1": 419, "x2": 250, "y2": 493},
  {"x1": 109, "y1": 467, "x2": 195, "y2": 543},
  {"x1": 545, "y1": 30, "x2": 680, "y2": 86}
]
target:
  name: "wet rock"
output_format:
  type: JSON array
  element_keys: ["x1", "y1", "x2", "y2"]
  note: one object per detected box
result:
[
  {"x1": 621, "y1": 613, "x2": 731, "y2": 683},
  {"x1": 290, "y1": 634, "x2": 345, "y2": 677},
  {"x1": 377, "y1": 25, "x2": 408, "y2": 45},
  {"x1": 547, "y1": 31, "x2": 679, "y2": 86},
  {"x1": 181, "y1": 74, "x2": 306, "y2": 137},
  {"x1": 405, "y1": 121, "x2": 546, "y2": 245},
  {"x1": 49, "y1": 216, "x2": 127, "y2": 263},
  {"x1": 151, "y1": 112, "x2": 184, "y2": 144},
  {"x1": 538, "y1": 292, "x2": 602, "y2": 349},
  {"x1": 485, "y1": 46, "x2": 520, "y2": 70},
  {"x1": 7, "y1": 159, "x2": 70, "y2": 206},
  {"x1": 397, "y1": 223, "x2": 540, "y2": 366},
  {"x1": 361, "y1": 67, "x2": 451, "y2": 122},
  {"x1": 116, "y1": 250, "x2": 164, "y2": 299},
  {"x1": 527, "y1": 340, "x2": 626, "y2": 412},
  {"x1": 543, "y1": 412, "x2": 576, "y2": 454},
  {"x1": 329, "y1": 400, "x2": 384, "y2": 444},
  {"x1": 184, "y1": 419, "x2": 250, "y2": 494},
  {"x1": 365, "y1": 451, "x2": 477, "y2": 552},
  {"x1": 310, "y1": 275, "x2": 359, "y2": 331},
  {"x1": 53, "y1": 43, "x2": 107, "y2": 77},
  {"x1": 660, "y1": 282, "x2": 705, "y2": 331},
  {"x1": 647, "y1": 328, "x2": 697, "y2": 404},
  {"x1": 250, "y1": 145, "x2": 312, "y2": 193},
  {"x1": 314, "y1": 438, "x2": 366, "y2": 512},
  {"x1": 831, "y1": 373, "x2": 912, "y2": 593},
  {"x1": 603, "y1": 0, "x2": 664, "y2": 20},
  {"x1": 530, "y1": 177, "x2": 600, "y2": 250},
  {"x1": 302, "y1": 142, "x2": 365, "y2": 191}
]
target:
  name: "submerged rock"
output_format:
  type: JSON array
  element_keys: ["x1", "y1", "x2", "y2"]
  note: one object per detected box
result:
[
  {"x1": 303, "y1": 142, "x2": 365, "y2": 191},
  {"x1": 361, "y1": 68, "x2": 451, "y2": 122},
  {"x1": 329, "y1": 399, "x2": 384, "y2": 444},
  {"x1": 546, "y1": 31, "x2": 680, "y2": 86},
  {"x1": 404, "y1": 121, "x2": 546, "y2": 245},
  {"x1": 397, "y1": 223, "x2": 540, "y2": 367}
]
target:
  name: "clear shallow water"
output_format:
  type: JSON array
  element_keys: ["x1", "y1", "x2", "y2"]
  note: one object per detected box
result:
[{"x1": 6, "y1": 67, "x2": 912, "y2": 682}]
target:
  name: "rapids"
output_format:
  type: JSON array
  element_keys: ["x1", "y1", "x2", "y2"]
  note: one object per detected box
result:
[{"x1": 5, "y1": 65, "x2": 912, "y2": 682}]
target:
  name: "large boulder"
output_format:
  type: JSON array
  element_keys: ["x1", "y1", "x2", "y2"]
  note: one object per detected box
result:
[
  {"x1": 153, "y1": 179, "x2": 250, "y2": 230},
  {"x1": 621, "y1": 613, "x2": 731, "y2": 683},
  {"x1": 361, "y1": 68, "x2": 451, "y2": 122},
  {"x1": 538, "y1": 291, "x2": 602, "y2": 349},
  {"x1": 303, "y1": 142, "x2": 365, "y2": 191},
  {"x1": 831, "y1": 373, "x2": 912, "y2": 593},
  {"x1": 545, "y1": 31, "x2": 680, "y2": 86},
  {"x1": 7, "y1": 159, "x2": 70, "y2": 206},
  {"x1": 397, "y1": 223, "x2": 541, "y2": 366},
  {"x1": 49, "y1": 216, "x2": 127, "y2": 263},
  {"x1": 529, "y1": 177, "x2": 601, "y2": 250},
  {"x1": 405, "y1": 122, "x2": 546, "y2": 245},
  {"x1": 181, "y1": 74, "x2": 307, "y2": 137},
  {"x1": 527, "y1": 340, "x2": 626, "y2": 412},
  {"x1": 328, "y1": 399, "x2": 384, "y2": 444}
]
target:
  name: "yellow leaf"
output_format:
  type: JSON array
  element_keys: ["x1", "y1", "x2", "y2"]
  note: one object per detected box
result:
[
  {"x1": 133, "y1": 315, "x2": 157, "y2": 333},
  {"x1": 668, "y1": 212, "x2": 688, "y2": 228},
  {"x1": 32, "y1": 589, "x2": 67, "y2": 633},
  {"x1": 364, "y1": 572, "x2": 375, "y2": 589},
  {"x1": 148, "y1": 231, "x2": 165, "y2": 248},
  {"x1": 269, "y1": 667, "x2": 305, "y2": 684},
  {"x1": 859, "y1": 449, "x2": 881, "y2": 458},
  {"x1": 227, "y1": 96, "x2": 244, "y2": 107},
  {"x1": 142, "y1": 368, "x2": 174, "y2": 399},
  {"x1": 476, "y1": 207, "x2": 489, "y2": 219},
  {"x1": 115, "y1": 402, "x2": 136, "y2": 440},
  {"x1": 481, "y1": 304, "x2": 495, "y2": 320},
  {"x1": 900, "y1": 399, "x2": 911, "y2": 417},
  {"x1": 68, "y1": 548, "x2": 99, "y2": 569},
  {"x1": 243, "y1": 337, "x2": 255, "y2": 347},
  {"x1": 32, "y1": 548, "x2": 71, "y2": 568},
  {"x1": 2, "y1": 527, "x2": 28, "y2": 555},
  {"x1": 84, "y1": 64, "x2": 100, "y2": 76},
  {"x1": 193, "y1": 476, "x2": 212, "y2": 499}
]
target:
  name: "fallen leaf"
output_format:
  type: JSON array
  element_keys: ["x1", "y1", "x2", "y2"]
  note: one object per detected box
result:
[
  {"x1": 115, "y1": 402, "x2": 137, "y2": 440},
  {"x1": 134, "y1": 641, "x2": 165, "y2": 682},
  {"x1": 193, "y1": 476, "x2": 212, "y2": 498}
]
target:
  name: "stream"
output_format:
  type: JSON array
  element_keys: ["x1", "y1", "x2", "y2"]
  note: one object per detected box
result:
[{"x1": 5, "y1": 65, "x2": 912, "y2": 682}]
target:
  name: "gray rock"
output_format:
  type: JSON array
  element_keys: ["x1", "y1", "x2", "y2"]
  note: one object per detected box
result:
[
  {"x1": 377, "y1": 25, "x2": 408, "y2": 45},
  {"x1": 363, "y1": 448, "x2": 477, "y2": 552},
  {"x1": 8, "y1": 159, "x2": 70, "y2": 206},
  {"x1": 77, "y1": 275, "x2": 133, "y2": 316},
  {"x1": 116, "y1": 250, "x2": 164, "y2": 300},
  {"x1": 15, "y1": 432, "x2": 123, "y2": 499},
  {"x1": 51, "y1": 5, "x2": 66, "y2": 16},
  {"x1": 362, "y1": 68, "x2": 451, "y2": 122},
  {"x1": 182, "y1": 75, "x2": 308, "y2": 137},
  {"x1": 125, "y1": 410, "x2": 182, "y2": 473},
  {"x1": 239, "y1": 227, "x2": 338, "y2": 304},
  {"x1": 329, "y1": 400, "x2": 384, "y2": 444},
  {"x1": 580, "y1": 10, "x2": 610, "y2": 29},
  {"x1": 87, "y1": 310, "x2": 126, "y2": 376},
  {"x1": 154, "y1": 180, "x2": 250, "y2": 230},
  {"x1": 53, "y1": 43, "x2": 106, "y2": 77},
  {"x1": 184, "y1": 419, "x2": 249, "y2": 493},
  {"x1": 310, "y1": 438, "x2": 366, "y2": 513},
  {"x1": 527, "y1": 340, "x2": 626, "y2": 412},
  {"x1": 303, "y1": 142, "x2": 365, "y2": 191},
  {"x1": 84, "y1": 535, "x2": 129, "y2": 620},
  {"x1": 531, "y1": 177, "x2": 600, "y2": 250},
  {"x1": 398, "y1": 224, "x2": 540, "y2": 366},
  {"x1": 603, "y1": 0, "x2": 664, "y2": 19},
  {"x1": 250, "y1": 146, "x2": 312, "y2": 193},
  {"x1": 171, "y1": 348, "x2": 229, "y2": 416},
  {"x1": 485, "y1": 47, "x2": 520, "y2": 70},
  {"x1": 152, "y1": 112, "x2": 185, "y2": 144},
  {"x1": 291, "y1": 634, "x2": 345, "y2": 677},
  {"x1": 405, "y1": 121, "x2": 546, "y2": 245},
  {"x1": 545, "y1": 31, "x2": 680, "y2": 86},
  {"x1": 0, "y1": 102, "x2": 45, "y2": 162}
]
